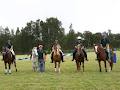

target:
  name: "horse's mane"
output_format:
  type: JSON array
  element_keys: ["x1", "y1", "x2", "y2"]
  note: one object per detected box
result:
[
  {"x1": 32, "y1": 47, "x2": 38, "y2": 57},
  {"x1": 53, "y1": 46, "x2": 60, "y2": 55}
]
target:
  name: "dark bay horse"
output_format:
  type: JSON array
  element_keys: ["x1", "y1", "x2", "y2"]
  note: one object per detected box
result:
[
  {"x1": 94, "y1": 44, "x2": 113, "y2": 72},
  {"x1": 2, "y1": 47, "x2": 17, "y2": 74},
  {"x1": 52, "y1": 46, "x2": 62, "y2": 73},
  {"x1": 74, "y1": 44, "x2": 85, "y2": 71}
]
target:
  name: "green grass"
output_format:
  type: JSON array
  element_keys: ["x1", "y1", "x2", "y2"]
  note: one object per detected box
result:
[{"x1": 0, "y1": 51, "x2": 120, "y2": 90}]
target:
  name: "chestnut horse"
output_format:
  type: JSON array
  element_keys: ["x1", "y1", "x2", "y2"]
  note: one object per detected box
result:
[
  {"x1": 2, "y1": 47, "x2": 17, "y2": 74},
  {"x1": 52, "y1": 46, "x2": 62, "y2": 73},
  {"x1": 74, "y1": 45, "x2": 85, "y2": 71},
  {"x1": 94, "y1": 44, "x2": 113, "y2": 72}
]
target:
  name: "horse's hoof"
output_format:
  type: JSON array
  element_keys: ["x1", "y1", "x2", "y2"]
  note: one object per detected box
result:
[
  {"x1": 16, "y1": 69, "x2": 17, "y2": 72},
  {"x1": 55, "y1": 68, "x2": 57, "y2": 72},
  {"x1": 108, "y1": 68, "x2": 111, "y2": 72},
  {"x1": 4, "y1": 73, "x2": 7, "y2": 75}
]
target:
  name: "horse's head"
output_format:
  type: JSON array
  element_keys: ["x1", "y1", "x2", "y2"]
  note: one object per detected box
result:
[
  {"x1": 76, "y1": 44, "x2": 82, "y2": 54},
  {"x1": 94, "y1": 44, "x2": 106, "y2": 60},
  {"x1": 94, "y1": 44, "x2": 101, "y2": 53},
  {"x1": 32, "y1": 47, "x2": 38, "y2": 56},
  {"x1": 74, "y1": 44, "x2": 84, "y2": 62},
  {"x1": 2, "y1": 47, "x2": 12, "y2": 61}
]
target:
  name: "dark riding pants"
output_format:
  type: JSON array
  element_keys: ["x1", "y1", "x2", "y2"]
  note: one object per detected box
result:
[{"x1": 38, "y1": 59, "x2": 45, "y2": 72}]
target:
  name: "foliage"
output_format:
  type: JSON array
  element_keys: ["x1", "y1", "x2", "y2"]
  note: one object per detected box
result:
[{"x1": 0, "y1": 17, "x2": 120, "y2": 53}]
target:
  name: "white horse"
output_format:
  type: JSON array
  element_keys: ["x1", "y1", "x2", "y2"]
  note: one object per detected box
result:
[{"x1": 31, "y1": 47, "x2": 38, "y2": 72}]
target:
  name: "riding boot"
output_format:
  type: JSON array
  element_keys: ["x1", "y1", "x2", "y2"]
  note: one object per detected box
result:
[
  {"x1": 105, "y1": 50, "x2": 109, "y2": 60},
  {"x1": 72, "y1": 50, "x2": 77, "y2": 61},
  {"x1": 95, "y1": 53, "x2": 99, "y2": 60},
  {"x1": 82, "y1": 49, "x2": 88, "y2": 61},
  {"x1": 60, "y1": 52, "x2": 64, "y2": 62},
  {"x1": 51, "y1": 52, "x2": 54, "y2": 63},
  {"x1": 2, "y1": 55, "x2": 5, "y2": 61}
]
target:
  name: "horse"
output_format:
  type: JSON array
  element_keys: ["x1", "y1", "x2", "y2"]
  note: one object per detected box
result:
[
  {"x1": 52, "y1": 46, "x2": 62, "y2": 73},
  {"x1": 94, "y1": 44, "x2": 113, "y2": 72},
  {"x1": 74, "y1": 44, "x2": 85, "y2": 71},
  {"x1": 30, "y1": 47, "x2": 38, "y2": 72},
  {"x1": 2, "y1": 47, "x2": 17, "y2": 74}
]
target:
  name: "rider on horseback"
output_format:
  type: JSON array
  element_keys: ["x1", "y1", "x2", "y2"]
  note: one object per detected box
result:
[
  {"x1": 51, "y1": 40, "x2": 64, "y2": 63},
  {"x1": 94, "y1": 32, "x2": 110, "y2": 60},
  {"x1": 5, "y1": 40, "x2": 16, "y2": 60},
  {"x1": 100, "y1": 32, "x2": 110, "y2": 60},
  {"x1": 72, "y1": 36, "x2": 88, "y2": 61}
]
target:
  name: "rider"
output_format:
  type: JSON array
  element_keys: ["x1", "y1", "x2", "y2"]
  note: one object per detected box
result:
[
  {"x1": 51, "y1": 40, "x2": 64, "y2": 63},
  {"x1": 100, "y1": 32, "x2": 110, "y2": 60},
  {"x1": 5, "y1": 40, "x2": 16, "y2": 60},
  {"x1": 72, "y1": 36, "x2": 88, "y2": 61}
]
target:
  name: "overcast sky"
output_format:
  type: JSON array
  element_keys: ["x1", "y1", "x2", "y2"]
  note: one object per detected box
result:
[{"x1": 0, "y1": 0, "x2": 120, "y2": 33}]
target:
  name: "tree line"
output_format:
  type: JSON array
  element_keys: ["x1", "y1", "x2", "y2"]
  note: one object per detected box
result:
[{"x1": 0, "y1": 17, "x2": 120, "y2": 54}]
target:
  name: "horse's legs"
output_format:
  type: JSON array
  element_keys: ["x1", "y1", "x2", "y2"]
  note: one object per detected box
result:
[
  {"x1": 35, "y1": 61, "x2": 38, "y2": 71},
  {"x1": 58, "y1": 62, "x2": 60, "y2": 73},
  {"x1": 109, "y1": 60, "x2": 113, "y2": 71},
  {"x1": 76, "y1": 61, "x2": 80, "y2": 71},
  {"x1": 76, "y1": 61, "x2": 78, "y2": 70},
  {"x1": 82, "y1": 61, "x2": 84, "y2": 72},
  {"x1": 32, "y1": 62, "x2": 36, "y2": 72},
  {"x1": 104, "y1": 60, "x2": 107, "y2": 72},
  {"x1": 14, "y1": 60, "x2": 17, "y2": 72},
  {"x1": 8, "y1": 63, "x2": 11, "y2": 74},
  {"x1": 54, "y1": 62, "x2": 57, "y2": 72},
  {"x1": 108, "y1": 60, "x2": 113, "y2": 72},
  {"x1": 79, "y1": 62, "x2": 81, "y2": 70},
  {"x1": 78, "y1": 61, "x2": 80, "y2": 71},
  {"x1": 98, "y1": 60, "x2": 101, "y2": 72},
  {"x1": 33, "y1": 67, "x2": 35, "y2": 72},
  {"x1": 110, "y1": 61, "x2": 113, "y2": 71},
  {"x1": 4, "y1": 62, "x2": 8, "y2": 74},
  {"x1": 32, "y1": 64, "x2": 35, "y2": 72}
]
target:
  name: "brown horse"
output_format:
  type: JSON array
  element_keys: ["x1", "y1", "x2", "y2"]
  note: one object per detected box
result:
[
  {"x1": 74, "y1": 45, "x2": 85, "y2": 71},
  {"x1": 52, "y1": 46, "x2": 62, "y2": 73},
  {"x1": 2, "y1": 47, "x2": 17, "y2": 74},
  {"x1": 94, "y1": 44, "x2": 113, "y2": 72}
]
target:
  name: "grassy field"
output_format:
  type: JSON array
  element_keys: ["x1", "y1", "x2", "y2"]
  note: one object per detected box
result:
[{"x1": 0, "y1": 51, "x2": 120, "y2": 90}]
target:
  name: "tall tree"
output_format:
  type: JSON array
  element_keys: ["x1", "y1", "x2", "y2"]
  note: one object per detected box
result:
[
  {"x1": 83, "y1": 31, "x2": 93, "y2": 47},
  {"x1": 45, "y1": 17, "x2": 65, "y2": 50}
]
